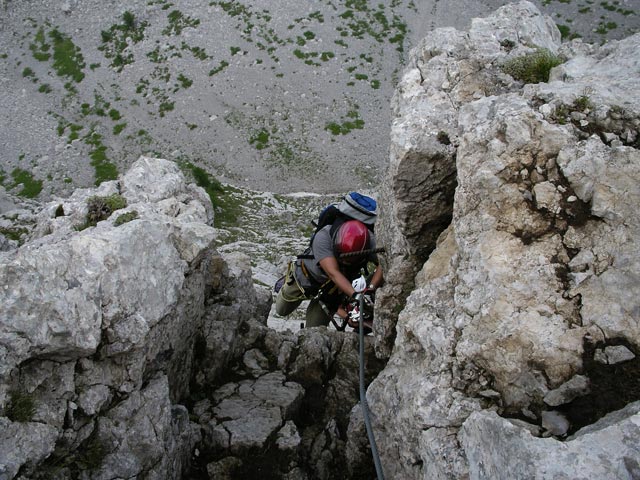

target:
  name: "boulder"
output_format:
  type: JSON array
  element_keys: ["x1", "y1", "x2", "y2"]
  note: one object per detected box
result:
[
  {"x1": 460, "y1": 404, "x2": 640, "y2": 479},
  {"x1": 0, "y1": 156, "x2": 262, "y2": 477},
  {"x1": 371, "y1": 2, "x2": 640, "y2": 478}
]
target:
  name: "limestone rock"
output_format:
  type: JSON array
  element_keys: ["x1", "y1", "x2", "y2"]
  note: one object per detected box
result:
[
  {"x1": 371, "y1": 2, "x2": 640, "y2": 478},
  {"x1": 604, "y1": 345, "x2": 636, "y2": 364},
  {"x1": 460, "y1": 406, "x2": 640, "y2": 479},
  {"x1": 540, "y1": 410, "x2": 570, "y2": 437},
  {"x1": 211, "y1": 372, "x2": 304, "y2": 454},
  {"x1": 0, "y1": 156, "x2": 260, "y2": 477},
  {"x1": 543, "y1": 375, "x2": 590, "y2": 407},
  {"x1": 0, "y1": 418, "x2": 58, "y2": 479}
]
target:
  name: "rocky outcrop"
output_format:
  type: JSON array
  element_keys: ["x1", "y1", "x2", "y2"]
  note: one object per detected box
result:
[
  {"x1": 190, "y1": 323, "x2": 385, "y2": 479},
  {"x1": 0, "y1": 156, "x2": 383, "y2": 478},
  {"x1": 0, "y1": 157, "x2": 253, "y2": 478},
  {"x1": 371, "y1": 2, "x2": 640, "y2": 478}
]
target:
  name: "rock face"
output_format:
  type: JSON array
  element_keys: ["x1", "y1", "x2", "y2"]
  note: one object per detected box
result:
[
  {"x1": 0, "y1": 156, "x2": 382, "y2": 478},
  {"x1": 0, "y1": 156, "x2": 247, "y2": 478},
  {"x1": 371, "y1": 2, "x2": 640, "y2": 478}
]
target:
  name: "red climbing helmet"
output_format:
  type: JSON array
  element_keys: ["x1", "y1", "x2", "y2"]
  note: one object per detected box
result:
[{"x1": 333, "y1": 220, "x2": 370, "y2": 260}]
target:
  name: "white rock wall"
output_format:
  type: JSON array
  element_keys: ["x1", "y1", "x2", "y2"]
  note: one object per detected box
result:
[{"x1": 371, "y1": 2, "x2": 640, "y2": 478}]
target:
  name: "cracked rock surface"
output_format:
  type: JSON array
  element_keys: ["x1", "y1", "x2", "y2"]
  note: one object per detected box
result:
[{"x1": 371, "y1": 2, "x2": 640, "y2": 478}]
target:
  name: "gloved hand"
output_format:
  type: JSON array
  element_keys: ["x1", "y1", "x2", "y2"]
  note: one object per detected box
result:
[{"x1": 352, "y1": 275, "x2": 367, "y2": 294}]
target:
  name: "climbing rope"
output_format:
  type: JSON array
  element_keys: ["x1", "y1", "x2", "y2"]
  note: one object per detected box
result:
[{"x1": 358, "y1": 293, "x2": 385, "y2": 480}]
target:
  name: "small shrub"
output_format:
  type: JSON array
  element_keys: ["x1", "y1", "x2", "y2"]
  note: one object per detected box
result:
[
  {"x1": 501, "y1": 48, "x2": 563, "y2": 84},
  {"x1": 573, "y1": 95, "x2": 593, "y2": 111},
  {"x1": 6, "y1": 391, "x2": 36, "y2": 422},
  {"x1": 38, "y1": 83, "x2": 52, "y2": 93},
  {"x1": 85, "y1": 194, "x2": 127, "y2": 227},
  {"x1": 114, "y1": 210, "x2": 139, "y2": 226},
  {"x1": 22, "y1": 67, "x2": 35, "y2": 78}
]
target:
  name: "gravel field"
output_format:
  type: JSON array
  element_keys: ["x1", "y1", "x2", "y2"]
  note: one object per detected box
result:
[{"x1": 1, "y1": 0, "x2": 637, "y2": 201}]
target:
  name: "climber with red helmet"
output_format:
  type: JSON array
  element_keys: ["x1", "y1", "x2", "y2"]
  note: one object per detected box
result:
[{"x1": 275, "y1": 193, "x2": 383, "y2": 328}]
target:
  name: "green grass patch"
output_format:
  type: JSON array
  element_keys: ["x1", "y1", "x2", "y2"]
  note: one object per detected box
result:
[
  {"x1": 84, "y1": 131, "x2": 118, "y2": 185},
  {"x1": 29, "y1": 27, "x2": 51, "y2": 61},
  {"x1": 354, "y1": 73, "x2": 368, "y2": 80},
  {"x1": 557, "y1": 24, "x2": 571, "y2": 39},
  {"x1": 0, "y1": 226, "x2": 29, "y2": 243},
  {"x1": 163, "y1": 10, "x2": 200, "y2": 35},
  {"x1": 181, "y1": 162, "x2": 241, "y2": 228},
  {"x1": 113, "y1": 122, "x2": 127, "y2": 135},
  {"x1": 249, "y1": 129, "x2": 270, "y2": 149},
  {"x1": 22, "y1": 67, "x2": 35, "y2": 78},
  {"x1": 159, "y1": 101, "x2": 175, "y2": 117},
  {"x1": 99, "y1": 11, "x2": 148, "y2": 72},
  {"x1": 49, "y1": 28, "x2": 85, "y2": 83},
  {"x1": 11, "y1": 168, "x2": 43, "y2": 198},
  {"x1": 600, "y1": 1, "x2": 616, "y2": 11},
  {"x1": 181, "y1": 42, "x2": 209, "y2": 60},
  {"x1": 501, "y1": 48, "x2": 563, "y2": 83},
  {"x1": 38, "y1": 83, "x2": 52, "y2": 93},
  {"x1": 80, "y1": 194, "x2": 127, "y2": 229},
  {"x1": 209, "y1": 60, "x2": 229, "y2": 75},
  {"x1": 320, "y1": 51, "x2": 334, "y2": 61},
  {"x1": 114, "y1": 210, "x2": 139, "y2": 226},
  {"x1": 230, "y1": 46, "x2": 241, "y2": 55},
  {"x1": 177, "y1": 73, "x2": 193, "y2": 88},
  {"x1": 325, "y1": 109, "x2": 365, "y2": 135},
  {"x1": 108, "y1": 108, "x2": 121, "y2": 121},
  {"x1": 370, "y1": 79, "x2": 380, "y2": 89}
]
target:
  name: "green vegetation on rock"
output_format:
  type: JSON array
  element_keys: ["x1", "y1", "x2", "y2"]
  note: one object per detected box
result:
[
  {"x1": 10, "y1": 168, "x2": 43, "y2": 198},
  {"x1": 84, "y1": 130, "x2": 118, "y2": 185},
  {"x1": 6, "y1": 391, "x2": 36, "y2": 423},
  {"x1": 325, "y1": 108, "x2": 365, "y2": 135},
  {"x1": 81, "y1": 194, "x2": 127, "y2": 229},
  {"x1": 163, "y1": 10, "x2": 200, "y2": 36},
  {"x1": 99, "y1": 11, "x2": 148, "y2": 72},
  {"x1": 114, "y1": 210, "x2": 139, "y2": 226},
  {"x1": 50, "y1": 28, "x2": 85, "y2": 82},
  {"x1": 29, "y1": 27, "x2": 51, "y2": 61},
  {"x1": 181, "y1": 162, "x2": 242, "y2": 229},
  {"x1": 501, "y1": 48, "x2": 563, "y2": 83}
]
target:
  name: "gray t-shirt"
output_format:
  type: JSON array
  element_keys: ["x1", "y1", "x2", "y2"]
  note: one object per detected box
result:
[{"x1": 296, "y1": 225, "x2": 377, "y2": 289}]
